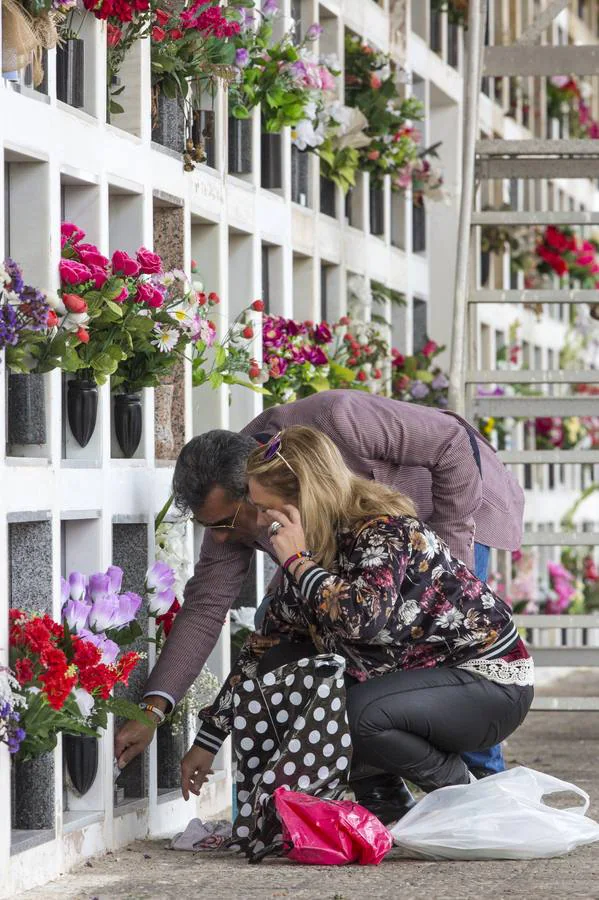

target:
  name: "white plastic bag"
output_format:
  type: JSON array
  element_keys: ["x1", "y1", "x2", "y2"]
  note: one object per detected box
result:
[{"x1": 391, "y1": 766, "x2": 599, "y2": 860}]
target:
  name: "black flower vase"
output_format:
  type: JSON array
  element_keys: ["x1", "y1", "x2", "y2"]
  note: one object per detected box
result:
[
  {"x1": 261, "y1": 132, "x2": 282, "y2": 189},
  {"x1": 114, "y1": 392, "x2": 142, "y2": 458},
  {"x1": 369, "y1": 186, "x2": 385, "y2": 236},
  {"x1": 157, "y1": 724, "x2": 186, "y2": 791},
  {"x1": 64, "y1": 734, "x2": 99, "y2": 796},
  {"x1": 228, "y1": 116, "x2": 252, "y2": 174},
  {"x1": 291, "y1": 146, "x2": 309, "y2": 206},
  {"x1": 67, "y1": 378, "x2": 98, "y2": 448},
  {"x1": 7, "y1": 372, "x2": 47, "y2": 445},
  {"x1": 480, "y1": 250, "x2": 491, "y2": 286},
  {"x1": 56, "y1": 37, "x2": 84, "y2": 108}
]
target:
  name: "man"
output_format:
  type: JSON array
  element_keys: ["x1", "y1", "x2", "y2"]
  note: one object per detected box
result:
[{"x1": 116, "y1": 391, "x2": 524, "y2": 813}]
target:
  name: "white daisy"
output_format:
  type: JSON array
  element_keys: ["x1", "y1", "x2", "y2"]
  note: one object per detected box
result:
[
  {"x1": 360, "y1": 547, "x2": 387, "y2": 568},
  {"x1": 398, "y1": 599, "x2": 420, "y2": 626},
  {"x1": 169, "y1": 304, "x2": 195, "y2": 327},
  {"x1": 481, "y1": 592, "x2": 496, "y2": 609},
  {"x1": 152, "y1": 327, "x2": 179, "y2": 353},
  {"x1": 435, "y1": 608, "x2": 465, "y2": 631}
]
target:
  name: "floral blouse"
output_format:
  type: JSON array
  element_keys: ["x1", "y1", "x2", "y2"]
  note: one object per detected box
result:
[{"x1": 195, "y1": 515, "x2": 532, "y2": 754}]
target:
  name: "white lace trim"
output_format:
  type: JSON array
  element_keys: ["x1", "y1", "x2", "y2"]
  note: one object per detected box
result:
[{"x1": 457, "y1": 657, "x2": 535, "y2": 687}]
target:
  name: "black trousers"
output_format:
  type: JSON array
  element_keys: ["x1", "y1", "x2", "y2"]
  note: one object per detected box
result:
[{"x1": 257, "y1": 642, "x2": 533, "y2": 792}]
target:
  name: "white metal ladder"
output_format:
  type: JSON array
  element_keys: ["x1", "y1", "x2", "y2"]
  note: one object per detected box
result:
[{"x1": 448, "y1": 0, "x2": 599, "y2": 710}]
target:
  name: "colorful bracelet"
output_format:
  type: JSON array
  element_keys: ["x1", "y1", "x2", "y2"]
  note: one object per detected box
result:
[
  {"x1": 290, "y1": 557, "x2": 312, "y2": 578},
  {"x1": 282, "y1": 550, "x2": 313, "y2": 570}
]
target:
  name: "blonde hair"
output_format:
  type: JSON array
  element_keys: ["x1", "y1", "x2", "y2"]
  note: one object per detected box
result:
[{"x1": 246, "y1": 426, "x2": 416, "y2": 569}]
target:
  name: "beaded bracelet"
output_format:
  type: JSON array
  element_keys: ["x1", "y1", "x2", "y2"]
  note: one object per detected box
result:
[{"x1": 282, "y1": 550, "x2": 313, "y2": 570}]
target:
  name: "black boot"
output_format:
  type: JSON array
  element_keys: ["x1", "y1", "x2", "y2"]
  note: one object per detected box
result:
[{"x1": 351, "y1": 773, "x2": 417, "y2": 826}]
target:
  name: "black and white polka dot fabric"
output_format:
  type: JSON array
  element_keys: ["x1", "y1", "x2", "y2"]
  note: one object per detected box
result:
[{"x1": 231, "y1": 653, "x2": 352, "y2": 862}]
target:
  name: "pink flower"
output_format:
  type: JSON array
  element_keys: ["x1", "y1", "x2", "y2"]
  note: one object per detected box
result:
[
  {"x1": 112, "y1": 250, "x2": 141, "y2": 277},
  {"x1": 114, "y1": 286, "x2": 129, "y2": 303},
  {"x1": 370, "y1": 74, "x2": 382, "y2": 89},
  {"x1": 312, "y1": 322, "x2": 332, "y2": 344},
  {"x1": 268, "y1": 356, "x2": 288, "y2": 378},
  {"x1": 367, "y1": 149, "x2": 381, "y2": 161},
  {"x1": 79, "y1": 249, "x2": 110, "y2": 268},
  {"x1": 421, "y1": 340, "x2": 438, "y2": 357},
  {"x1": 61, "y1": 222, "x2": 86, "y2": 244},
  {"x1": 147, "y1": 287, "x2": 164, "y2": 308},
  {"x1": 318, "y1": 66, "x2": 336, "y2": 92},
  {"x1": 136, "y1": 247, "x2": 163, "y2": 274},
  {"x1": 59, "y1": 259, "x2": 93, "y2": 285},
  {"x1": 134, "y1": 281, "x2": 155, "y2": 304},
  {"x1": 90, "y1": 266, "x2": 108, "y2": 289}
]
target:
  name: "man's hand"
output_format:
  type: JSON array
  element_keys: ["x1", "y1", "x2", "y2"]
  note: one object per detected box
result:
[
  {"x1": 114, "y1": 697, "x2": 166, "y2": 769},
  {"x1": 181, "y1": 745, "x2": 215, "y2": 801}
]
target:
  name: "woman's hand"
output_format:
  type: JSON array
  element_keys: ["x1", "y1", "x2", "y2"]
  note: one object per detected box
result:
[
  {"x1": 180, "y1": 745, "x2": 215, "y2": 801},
  {"x1": 268, "y1": 505, "x2": 308, "y2": 566}
]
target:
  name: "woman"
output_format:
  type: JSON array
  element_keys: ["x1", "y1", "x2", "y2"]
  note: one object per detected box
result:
[{"x1": 187, "y1": 427, "x2": 534, "y2": 822}]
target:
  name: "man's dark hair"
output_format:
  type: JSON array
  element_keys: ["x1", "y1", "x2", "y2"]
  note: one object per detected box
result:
[{"x1": 172, "y1": 430, "x2": 258, "y2": 514}]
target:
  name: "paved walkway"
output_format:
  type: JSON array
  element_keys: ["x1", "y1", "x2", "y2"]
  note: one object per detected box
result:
[{"x1": 15, "y1": 671, "x2": 599, "y2": 900}]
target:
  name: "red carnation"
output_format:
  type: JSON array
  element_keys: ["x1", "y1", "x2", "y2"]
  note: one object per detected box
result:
[
  {"x1": 242, "y1": 325, "x2": 254, "y2": 339},
  {"x1": 356, "y1": 370, "x2": 367, "y2": 382},
  {"x1": 208, "y1": 291, "x2": 220, "y2": 305},
  {"x1": 76, "y1": 327, "x2": 90, "y2": 344},
  {"x1": 152, "y1": 25, "x2": 166, "y2": 40},
  {"x1": 154, "y1": 7, "x2": 169, "y2": 24},
  {"x1": 15, "y1": 657, "x2": 34, "y2": 686},
  {"x1": 116, "y1": 651, "x2": 141, "y2": 685},
  {"x1": 79, "y1": 664, "x2": 118, "y2": 699},
  {"x1": 251, "y1": 299, "x2": 265, "y2": 312},
  {"x1": 73, "y1": 638, "x2": 103, "y2": 670}
]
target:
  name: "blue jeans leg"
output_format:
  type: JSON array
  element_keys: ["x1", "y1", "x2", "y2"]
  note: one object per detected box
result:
[{"x1": 460, "y1": 543, "x2": 506, "y2": 775}]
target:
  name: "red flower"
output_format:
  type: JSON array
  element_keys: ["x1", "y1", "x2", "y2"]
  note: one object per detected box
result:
[
  {"x1": 356, "y1": 370, "x2": 367, "y2": 382},
  {"x1": 116, "y1": 651, "x2": 141, "y2": 685},
  {"x1": 338, "y1": 315, "x2": 350, "y2": 326},
  {"x1": 251, "y1": 299, "x2": 265, "y2": 312},
  {"x1": 107, "y1": 23, "x2": 122, "y2": 46},
  {"x1": 62, "y1": 293, "x2": 88, "y2": 314},
  {"x1": 78, "y1": 249, "x2": 110, "y2": 268},
  {"x1": 73, "y1": 638, "x2": 102, "y2": 670},
  {"x1": 208, "y1": 291, "x2": 220, "y2": 305},
  {"x1": 370, "y1": 74, "x2": 382, "y2": 89},
  {"x1": 76, "y1": 327, "x2": 90, "y2": 344},
  {"x1": 15, "y1": 657, "x2": 34, "y2": 685},
  {"x1": 90, "y1": 265, "x2": 108, "y2": 289},
  {"x1": 154, "y1": 7, "x2": 169, "y2": 24},
  {"x1": 169, "y1": 27, "x2": 183, "y2": 38},
  {"x1": 373, "y1": 368, "x2": 382, "y2": 379},
  {"x1": 197, "y1": 292, "x2": 207, "y2": 305},
  {"x1": 537, "y1": 244, "x2": 568, "y2": 276},
  {"x1": 152, "y1": 25, "x2": 166, "y2": 40},
  {"x1": 242, "y1": 325, "x2": 254, "y2": 339},
  {"x1": 147, "y1": 287, "x2": 164, "y2": 308},
  {"x1": 79, "y1": 664, "x2": 118, "y2": 699},
  {"x1": 136, "y1": 247, "x2": 163, "y2": 274},
  {"x1": 46, "y1": 310, "x2": 58, "y2": 327},
  {"x1": 41, "y1": 670, "x2": 77, "y2": 709},
  {"x1": 367, "y1": 149, "x2": 380, "y2": 161},
  {"x1": 134, "y1": 281, "x2": 155, "y2": 304},
  {"x1": 249, "y1": 361, "x2": 262, "y2": 379},
  {"x1": 543, "y1": 226, "x2": 570, "y2": 253}
]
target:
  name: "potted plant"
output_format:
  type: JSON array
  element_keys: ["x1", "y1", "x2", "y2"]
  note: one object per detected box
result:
[
  {"x1": 1, "y1": 257, "x2": 56, "y2": 447},
  {"x1": 111, "y1": 266, "x2": 220, "y2": 458},
  {"x1": 38, "y1": 222, "x2": 169, "y2": 449},
  {"x1": 391, "y1": 339, "x2": 450, "y2": 408},
  {"x1": 8, "y1": 569, "x2": 147, "y2": 785},
  {"x1": 149, "y1": 1, "x2": 239, "y2": 158},
  {"x1": 344, "y1": 35, "x2": 427, "y2": 197}
]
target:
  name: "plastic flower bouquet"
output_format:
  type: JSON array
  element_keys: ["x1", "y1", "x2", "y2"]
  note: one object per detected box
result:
[{"x1": 8, "y1": 565, "x2": 147, "y2": 761}]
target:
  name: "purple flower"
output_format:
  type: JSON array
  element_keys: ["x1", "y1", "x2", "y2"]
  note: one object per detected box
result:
[
  {"x1": 87, "y1": 572, "x2": 111, "y2": 602},
  {"x1": 235, "y1": 47, "x2": 250, "y2": 68},
  {"x1": 78, "y1": 629, "x2": 120, "y2": 664},
  {"x1": 431, "y1": 373, "x2": 449, "y2": 390},
  {"x1": 410, "y1": 381, "x2": 430, "y2": 400},
  {"x1": 112, "y1": 591, "x2": 142, "y2": 628},
  {"x1": 239, "y1": 7, "x2": 254, "y2": 29},
  {"x1": 4, "y1": 258, "x2": 24, "y2": 294},
  {"x1": 261, "y1": 0, "x2": 278, "y2": 16},
  {"x1": 88, "y1": 592, "x2": 118, "y2": 631},
  {"x1": 305, "y1": 347, "x2": 328, "y2": 366},
  {"x1": 0, "y1": 304, "x2": 19, "y2": 349},
  {"x1": 106, "y1": 565, "x2": 123, "y2": 593},
  {"x1": 63, "y1": 598, "x2": 91, "y2": 632},
  {"x1": 146, "y1": 561, "x2": 176, "y2": 593},
  {"x1": 61, "y1": 577, "x2": 70, "y2": 605},
  {"x1": 305, "y1": 22, "x2": 323, "y2": 40},
  {"x1": 313, "y1": 322, "x2": 332, "y2": 344},
  {"x1": 68, "y1": 571, "x2": 87, "y2": 602},
  {"x1": 148, "y1": 587, "x2": 177, "y2": 617}
]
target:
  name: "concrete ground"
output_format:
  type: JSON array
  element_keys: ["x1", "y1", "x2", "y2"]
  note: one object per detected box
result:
[{"x1": 14, "y1": 670, "x2": 599, "y2": 900}]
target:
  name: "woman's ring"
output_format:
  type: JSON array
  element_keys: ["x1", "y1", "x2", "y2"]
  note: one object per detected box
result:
[{"x1": 269, "y1": 521, "x2": 282, "y2": 537}]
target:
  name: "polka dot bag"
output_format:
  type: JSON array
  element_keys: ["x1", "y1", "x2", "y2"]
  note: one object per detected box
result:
[{"x1": 231, "y1": 653, "x2": 352, "y2": 862}]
